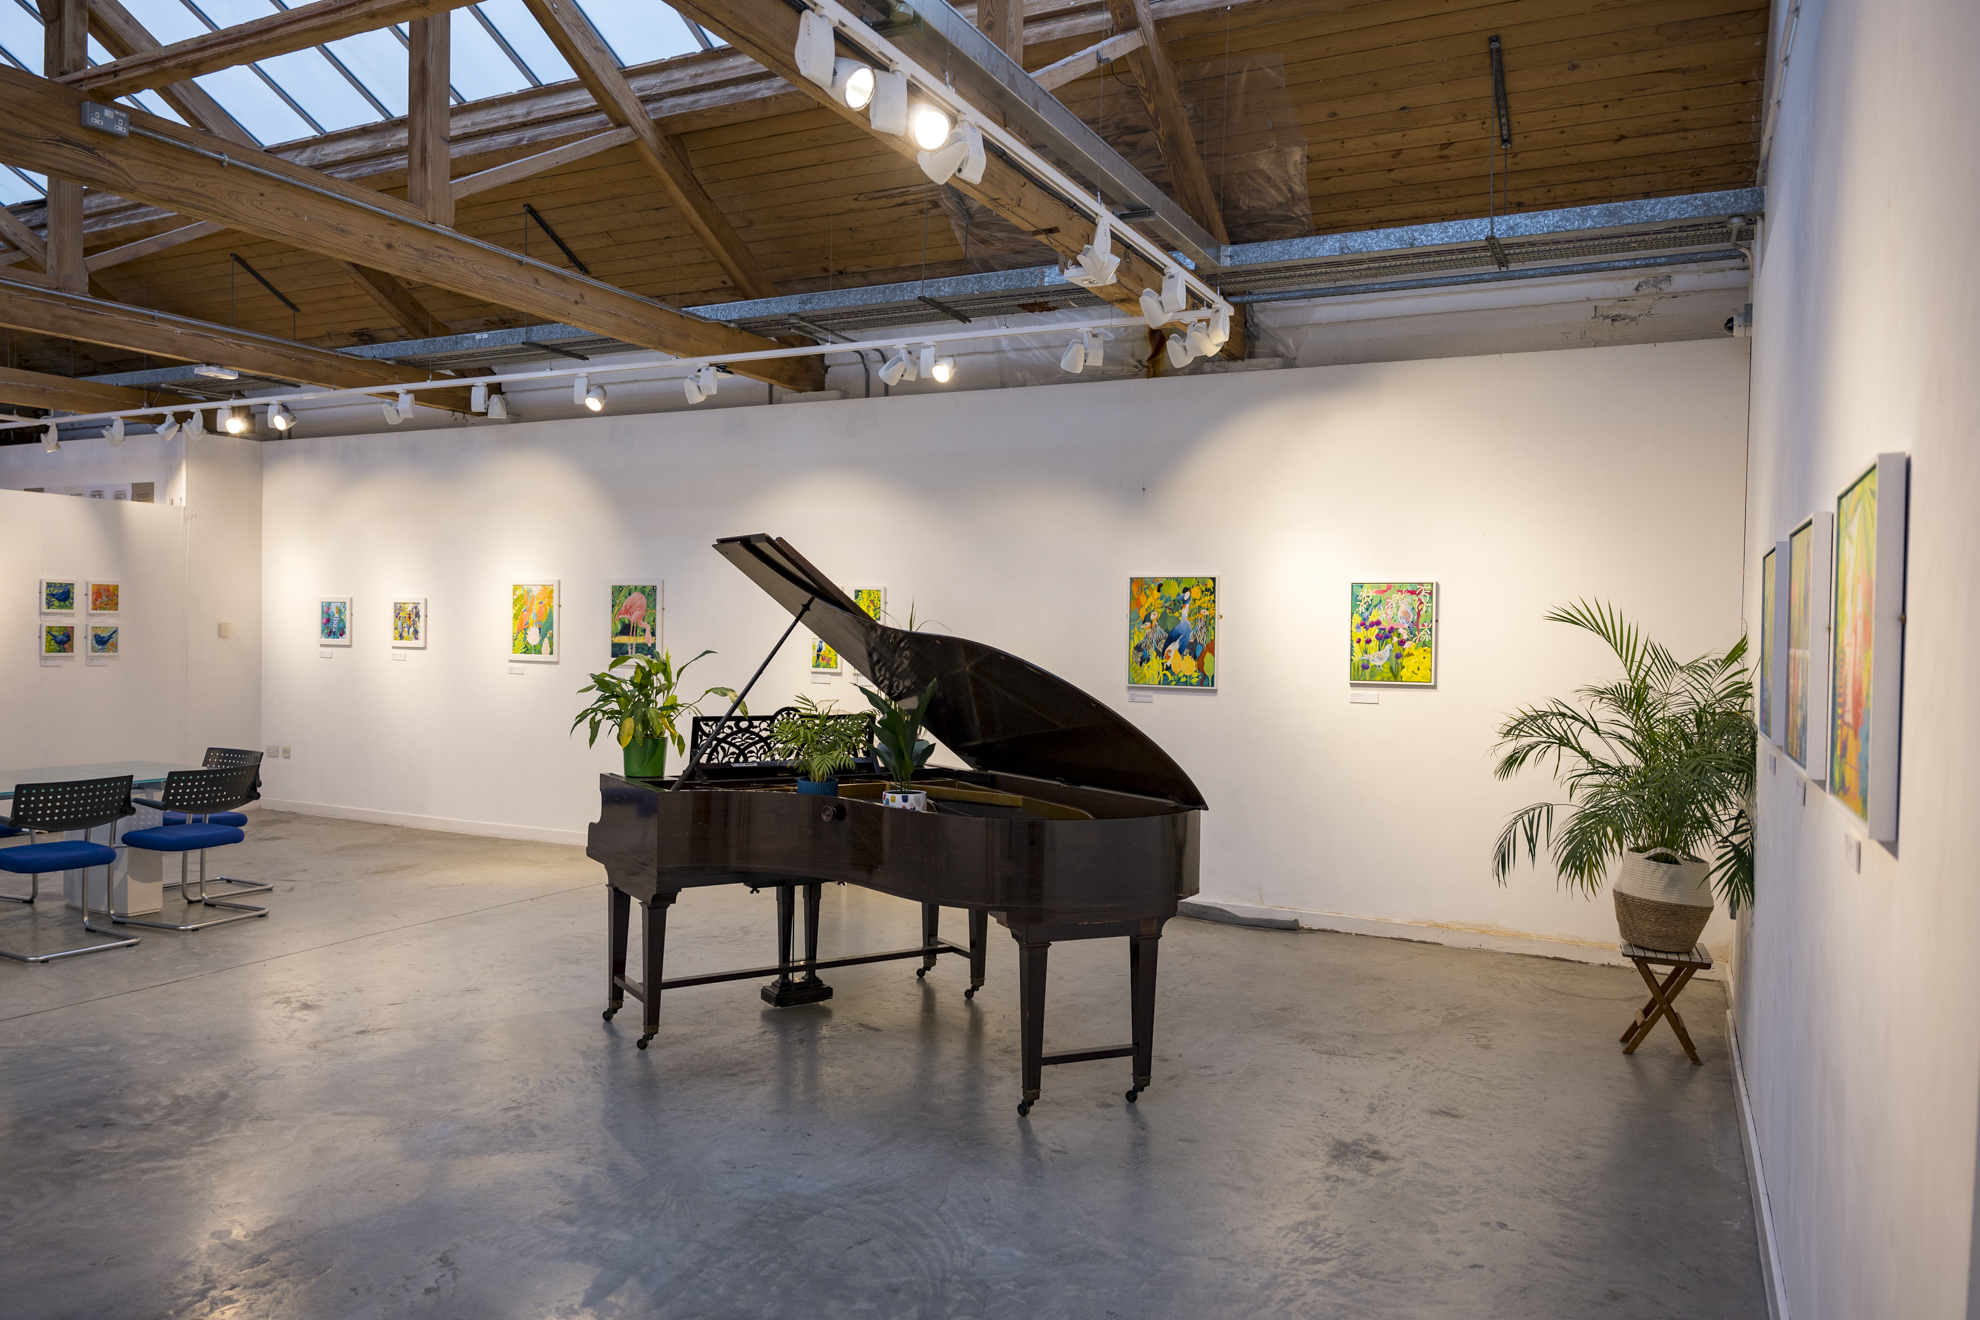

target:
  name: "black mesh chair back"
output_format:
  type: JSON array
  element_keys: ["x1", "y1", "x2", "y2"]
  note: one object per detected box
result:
[
  {"x1": 157, "y1": 765, "x2": 262, "y2": 817},
  {"x1": 201, "y1": 747, "x2": 264, "y2": 798},
  {"x1": 6, "y1": 775, "x2": 135, "y2": 834}
]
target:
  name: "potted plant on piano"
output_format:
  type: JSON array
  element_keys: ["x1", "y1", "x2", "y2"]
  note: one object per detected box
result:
[
  {"x1": 572, "y1": 649, "x2": 743, "y2": 780},
  {"x1": 770, "y1": 695, "x2": 869, "y2": 797},
  {"x1": 859, "y1": 678, "x2": 939, "y2": 810}
]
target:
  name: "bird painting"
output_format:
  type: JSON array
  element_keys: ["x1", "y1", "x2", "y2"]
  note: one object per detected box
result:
[{"x1": 1129, "y1": 576, "x2": 1217, "y2": 687}]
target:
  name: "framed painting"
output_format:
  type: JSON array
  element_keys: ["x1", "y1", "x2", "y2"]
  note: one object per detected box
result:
[
  {"x1": 1349, "y1": 582, "x2": 1437, "y2": 686},
  {"x1": 853, "y1": 586, "x2": 886, "y2": 623},
  {"x1": 88, "y1": 581, "x2": 121, "y2": 615},
  {"x1": 610, "y1": 583, "x2": 659, "y2": 659},
  {"x1": 512, "y1": 581, "x2": 559, "y2": 661},
  {"x1": 1758, "y1": 547, "x2": 1776, "y2": 740},
  {"x1": 1830, "y1": 454, "x2": 1909, "y2": 841},
  {"x1": 1129, "y1": 577, "x2": 1216, "y2": 688},
  {"x1": 42, "y1": 623, "x2": 75, "y2": 656},
  {"x1": 40, "y1": 579, "x2": 77, "y2": 616},
  {"x1": 89, "y1": 624, "x2": 120, "y2": 656},
  {"x1": 319, "y1": 597, "x2": 353, "y2": 647},
  {"x1": 810, "y1": 638, "x2": 841, "y2": 674},
  {"x1": 1785, "y1": 512, "x2": 1834, "y2": 777},
  {"x1": 1764, "y1": 539, "x2": 1791, "y2": 745},
  {"x1": 391, "y1": 598, "x2": 427, "y2": 649}
]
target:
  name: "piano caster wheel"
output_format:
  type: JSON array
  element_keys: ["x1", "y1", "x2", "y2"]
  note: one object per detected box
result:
[
  {"x1": 1125, "y1": 1088, "x2": 1141, "y2": 1103},
  {"x1": 1017, "y1": 1100, "x2": 1034, "y2": 1117},
  {"x1": 602, "y1": 1007, "x2": 618, "y2": 1021},
  {"x1": 964, "y1": 987, "x2": 976, "y2": 1000},
  {"x1": 636, "y1": 1034, "x2": 654, "y2": 1050},
  {"x1": 915, "y1": 968, "x2": 927, "y2": 979}
]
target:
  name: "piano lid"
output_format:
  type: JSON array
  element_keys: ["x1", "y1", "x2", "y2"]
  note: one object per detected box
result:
[{"x1": 715, "y1": 535, "x2": 1207, "y2": 809}]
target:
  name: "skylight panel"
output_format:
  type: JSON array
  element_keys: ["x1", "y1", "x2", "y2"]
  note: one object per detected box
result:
[
  {"x1": 471, "y1": 0, "x2": 574, "y2": 85},
  {"x1": 129, "y1": 88, "x2": 188, "y2": 125},
  {"x1": 0, "y1": 167, "x2": 42, "y2": 207},
  {"x1": 257, "y1": 46, "x2": 386, "y2": 132},
  {"x1": 118, "y1": 0, "x2": 208, "y2": 46},
  {"x1": 191, "y1": 65, "x2": 313, "y2": 145},
  {"x1": 448, "y1": 6, "x2": 531, "y2": 102},
  {"x1": 0, "y1": 3, "x2": 42, "y2": 75},
  {"x1": 572, "y1": 0, "x2": 701, "y2": 68},
  {"x1": 321, "y1": 28, "x2": 409, "y2": 119},
  {"x1": 190, "y1": 0, "x2": 281, "y2": 30}
]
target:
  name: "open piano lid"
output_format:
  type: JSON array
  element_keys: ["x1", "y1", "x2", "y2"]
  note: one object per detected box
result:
[{"x1": 716, "y1": 535, "x2": 1206, "y2": 809}]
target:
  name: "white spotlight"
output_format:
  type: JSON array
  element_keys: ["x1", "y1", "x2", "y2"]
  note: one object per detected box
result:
[
  {"x1": 486, "y1": 392, "x2": 509, "y2": 419},
  {"x1": 186, "y1": 409, "x2": 206, "y2": 437},
  {"x1": 1059, "y1": 338, "x2": 1086, "y2": 374},
  {"x1": 1206, "y1": 305, "x2": 1232, "y2": 351},
  {"x1": 41, "y1": 423, "x2": 59, "y2": 452},
  {"x1": 156, "y1": 414, "x2": 180, "y2": 442},
  {"x1": 796, "y1": 9, "x2": 836, "y2": 89},
  {"x1": 573, "y1": 374, "x2": 605, "y2": 411},
  {"x1": 931, "y1": 356, "x2": 956, "y2": 384},
  {"x1": 1186, "y1": 321, "x2": 1217, "y2": 360},
  {"x1": 470, "y1": 382, "x2": 488, "y2": 413},
  {"x1": 1064, "y1": 212, "x2": 1120, "y2": 289},
  {"x1": 831, "y1": 59, "x2": 874, "y2": 110},
  {"x1": 105, "y1": 416, "x2": 126, "y2": 446},
  {"x1": 1166, "y1": 334, "x2": 1197, "y2": 369},
  {"x1": 684, "y1": 364, "x2": 720, "y2": 405},
  {"x1": 868, "y1": 70, "x2": 908, "y2": 135},
  {"x1": 908, "y1": 103, "x2": 952, "y2": 151},
  {"x1": 223, "y1": 406, "x2": 247, "y2": 435},
  {"x1": 1083, "y1": 330, "x2": 1104, "y2": 368},
  {"x1": 878, "y1": 346, "x2": 912, "y2": 387},
  {"x1": 1140, "y1": 266, "x2": 1190, "y2": 329},
  {"x1": 268, "y1": 402, "x2": 294, "y2": 432},
  {"x1": 917, "y1": 122, "x2": 985, "y2": 186},
  {"x1": 919, "y1": 344, "x2": 939, "y2": 378},
  {"x1": 383, "y1": 391, "x2": 413, "y2": 426}
]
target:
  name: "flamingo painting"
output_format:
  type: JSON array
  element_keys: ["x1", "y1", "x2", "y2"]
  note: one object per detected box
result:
[{"x1": 610, "y1": 583, "x2": 659, "y2": 658}]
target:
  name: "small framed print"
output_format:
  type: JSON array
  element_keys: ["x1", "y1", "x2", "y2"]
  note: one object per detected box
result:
[
  {"x1": 320, "y1": 597, "x2": 353, "y2": 647},
  {"x1": 511, "y1": 581, "x2": 559, "y2": 662},
  {"x1": 41, "y1": 579, "x2": 78, "y2": 616},
  {"x1": 88, "y1": 581, "x2": 121, "y2": 615},
  {"x1": 89, "y1": 624, "x2": 119, "y2": 656},
  {"x1": 610, "y1": 583, "x2": 660, "y2": 659},
  {"x1": 392, "y1": 598, "x2": 427, "y2": 649},
  {"x1": 1786, "y1": 512, "x2": 1835, "y2": 777},
  {"x1": 42, "y1": 623, "x2": 76, "y2": 656},
  {"x1": 852, "y1": 586, "x2": 886, "y2": 624},
  {"x1": 810, "y1": 637, "x2": 841, "y2": 674},
  {"x1": 1349, "y1": 582, "x2": 1437, "y2": 687}
]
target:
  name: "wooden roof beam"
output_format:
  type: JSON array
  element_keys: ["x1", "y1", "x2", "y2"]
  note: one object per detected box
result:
[
  {"x1": 1101, "y1": 0, "x2": 1227, "y2": 245},
  {"x1": 85, "y1": 220, "x2": 225, "y2": 273},
  {"x1": 88, "y1": 0, "x2": 257, "y2": 149},
  {"x1": 0, "y1": 67, "x2": 820, "y2": 391},
  {"x1": 45, "y1": 0, "x2": 87, "y2": 293},
  {"x1": 519, "y1": 0, "x2": 776, "y2": 301},
  {"x1": 65, "y1": 0, "x2": 481, "y2": 100},
  {"x1": 1030, "y1": 30, "x2": 1144, "y2": 93},
  {"x1": 0, "y1": 362, "x2": 198, "y2": 414},
  {"x1": 341, "y1": 261, "x2": 449, "y2": 339}
]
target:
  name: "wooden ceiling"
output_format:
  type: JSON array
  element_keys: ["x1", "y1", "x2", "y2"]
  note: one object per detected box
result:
[{"x1": 0, "y1": 0, "x2": 1766, "y2": 383}]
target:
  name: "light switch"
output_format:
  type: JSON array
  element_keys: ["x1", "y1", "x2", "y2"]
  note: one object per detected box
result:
[
  {"x1": 281, "y1": 746, "x2": 291, "y2": 759},
  {"x1": 265, "y1": 745, "x2": 279, "y2": 758}
]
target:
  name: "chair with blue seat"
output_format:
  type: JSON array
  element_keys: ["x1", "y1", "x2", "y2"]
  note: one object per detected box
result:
[
  {"x1": 0, "y1": 774, "x2": 142, "y2": 963},
  {"x1": 160, "y1": 747, "x2": 269, "y2": 899},
  {"x1": 117, "y1": 764, "x2": 267, "y2": 933}
]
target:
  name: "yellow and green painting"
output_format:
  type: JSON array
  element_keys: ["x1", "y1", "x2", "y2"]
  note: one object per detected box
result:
[
  {"x1": 1830, "y1": 466, "x2": 1878, "y2": 817},
  {"x1": 393, "y1": 600, "x2": 424, "y2": 645},
  {"x1": 1130, "y1": 577, "x2": 1216, "y2": 687},
  {"x1": 512, "y1": 582, "x2": 557, "y2": 658},
  {"x1": 853, "y1": 587, "x2": 885, "y2": 621},
  {"x1": 1759, "y1": 547, "x2": 1776, "y2": 736},
  {"x1": 810, "y1": 637, "x2": 840, "y2": 672},
  {"x1": 1786, "y1": 523, "x2": 1812, "y2": 765},
  {"x1": 610, "y1": 584, "x2": 657, "y2": 659},
  {"x1": 1350, "y1": 582, "x2": 1436, "y2": 685},
  {"x1": 43, "y1": 624, "x2": 75, "y2": 654}
]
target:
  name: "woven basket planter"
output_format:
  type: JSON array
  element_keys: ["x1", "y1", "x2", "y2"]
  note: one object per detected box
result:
[{"x1": 1612, "y1": 850, "x2": 1713, "y2": 953}]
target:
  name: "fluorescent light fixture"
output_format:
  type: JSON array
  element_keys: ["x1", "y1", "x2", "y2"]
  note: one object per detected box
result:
[
  {"x1": 931, "y1": 356, "x2": 955, "y2": 384},
  {"x1": 573, "y1": 373, "x2": 605, "y2": 411},
  {"x1": 156, "y1": 413, "x2": 180, "y2": 442},
  {"x1": 104, "y1": 416, "x2": 125, "y2": 446},
  {"x1": 470, "y1": 382, "x2": 488, "y2": 413},
  {"x1": 41, "y1": 423, "x2": 58, "y2": 452},
  {"x1": 1059, "y1": 338, "x2": 1086, "y2": 374},
  {"x1": 268, "y1": 402, "x2": 294, "y2": 431},
  {"x1": 831, "y1": 59, "x2": 874, "y2": 110},
  {"x1": 879, "y1": 346, "x2": 913, "y2": 387},
  {"x1": 917, "y1": 122, "x2": 985, "y2": 186},
  {"x1": 223, "y1": 406, "x2": 247, "y2": 434},
  {"x1": 908, "y1": 103, "x2": 952, "y2": 151},
  {"x1": 868, "y1": 70, "x2": 908, "y2": 135},
  {"x1": 486, "y1": 392, "x2": 509, "y2": 419},
  {"x1": 684, "y1": 364, "x2": 720, "y2": 405},
  {"x1": 796, "y1": 9, "x2": 836, "y2": 89},
  {"x1": 1064, "y1": 211, "x2": 1120, "y2": 289},
  {"x1": 193, "y1": 364, "x2": 239, "y2": 380}
]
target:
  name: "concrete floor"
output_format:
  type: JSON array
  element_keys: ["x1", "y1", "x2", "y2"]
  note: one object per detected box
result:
[{"x1": 0, "y1": 812, "x2": 1766, "y2": 1319}]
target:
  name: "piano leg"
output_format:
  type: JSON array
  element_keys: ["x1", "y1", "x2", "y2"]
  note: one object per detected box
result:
[
  {"x1": 966, "y1": 909, "x2": 988, "y2": 999},
  {"x1": 802, "y1": 882, "x2": 824, "y2": 986},
  {"x1": 636, "y1": 893, "x2": 673, "y2": 1049},
  {"x1": 916, "y1": 903, "x2": 940, "y2": 978},
  {"x1": 603, "y1": 885, "x2": 630, "y2": 1022},
  {"x1": 761, "y1": 882, "x2": 834, "y2": 1007},
  {"x1": 1127, "y1": 926, "x2": 1161, "y2": 1102},
  {"x1": 1015, "y1": 932, "x2": 1049, "y2": 1116}
]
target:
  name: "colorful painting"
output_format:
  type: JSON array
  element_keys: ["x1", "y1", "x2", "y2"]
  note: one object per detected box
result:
[
  {"x1": 41, "y1": 580, "x2": 77, "y2": 615},
  {"x1": 1758, "y1": 548, "x2": 1776, "y2": 739},
  {"x1": 392, "y1": 598, "x2": 427, "y2": 649},
  {"x1": 89, "y1": 624, "x2": 119, "y2": 655},
  {"x1": 1786, "y1": 524, "x2": 1813, "y2": 765},
  {"x1": 319, "y1": 597, "x2": 352, "y2": 646},
  {"x1": 89, "y1": 581, "x2": 120, "y2": 614},
  {"x1": 1349, "y1": 582, "x2": 1436, "y2": 685},
  {"x1": 610, "y1": 584, "x2": 658, "y2": 659},
  {"x1": 1129, "y1": 577, "x2": 1217, "y2": 687},
  {"x1": 512, "y1": 581, "x2": 558, "y2": 660},
  {"x1": 810, "y1": 637, "x2": 841, "y2": 673},
  {"x1": 1830, "y1": 466, "x2": 1878, "y2": 818},
  {"x1": 43, "y1": 624, "x2": 75, "y2": 655},
  {"x1": 853, "y1": 587, "x2": 886, "y2": 622}
]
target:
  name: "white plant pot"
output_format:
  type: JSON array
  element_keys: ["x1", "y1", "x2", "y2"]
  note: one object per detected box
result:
[
  {"x1": 883, "y1": 790, "x2": 929, "y2": 812},
  {"x1": 1612, "y1": 850, "x2": 1713, "y2": 953}
]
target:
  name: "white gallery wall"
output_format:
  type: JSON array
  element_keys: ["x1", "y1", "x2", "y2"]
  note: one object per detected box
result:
[
  {"x1": 1735, "y1": 0, "x2": 1980, "y2": 1316},
  {"x1": 259, "y1": 337, "x2": 1749, "y2": 959}
]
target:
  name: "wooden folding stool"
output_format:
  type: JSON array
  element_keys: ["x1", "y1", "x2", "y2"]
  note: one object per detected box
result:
[{"x1": 1619, "y1": 942, "x2": 1713, "y2": 1065}]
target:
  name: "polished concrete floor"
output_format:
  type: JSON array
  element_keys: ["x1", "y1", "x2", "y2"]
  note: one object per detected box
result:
[{"x1": 0, "y1": 812, "x2": 1765, "y2": 1319}]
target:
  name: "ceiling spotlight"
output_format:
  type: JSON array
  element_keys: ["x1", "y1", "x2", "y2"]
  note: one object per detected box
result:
[
  {"x1": 931, "y1": 356, "x2": 956, "y2": 384},
  {"x1": 1064, "y1": 211, "x2": 1120, "y2": 289},
  {"x1": 917, "y1": 122, "x2": 985, "y2": 186},
  {"x1": 878, "y1": 346, "x2": 913, "y2": 387},
  {"x1": 105, "y1": 416, "x2": 126, "y2": 446},
  {"x1": 1140, "y1": 266, "x2": 1190, "y2": 328},
  {"x1": 908, "y1": 103, "x2": 952, "y2": 151},
  {"x1": 268, "y1": 402, "x2": 295, "y2": 432},
  {"x1": 383, "y1": 391, "x2": 412, "y2": 426},
  {"x1": 574, "y1": 373, "x2": 605, "y2": 411},
  {"x1": 684, "y1": 364, "x2": 720, "y2": 405},
  {"x1": 470, "y1": 382, "x2": 488, "y2": 413},
  {"x1": 41, "y1": 423, "x2": 59, "y2": 452},
  {"x1": 1186, "y1": 321, "x2": 1218, "y2": 360},
  {"x1": 1083, "y1": 330, "x2": 1104, "y2": 368},
  {"x1": 186, "y1": 409, "x2": 206, "y2": 437},
  {"x1": 795, "y1": 8, "x2": 836, "y2": 89},
  {"x1": 156, "y1": 413, "x2": 180, "y2": 442},
  {"x1": 486, "y1": 391, "x2": 509, "y2": 419},
  {"x1": 919, "y1": 344, "x2": 939, "y2": 378},
  {"x1": 868, "y1": 70, "x2": 908, "y2": 135},
  {"x1": 1166, "y1": 333, "x2": 1198, "y2": 369},
  {"x1": 223, "y1": 406, "x2": 247, "y2": 435},
  {"x1": 831, "y1": 59, "x2": 874, "y2": 110},
  {"x1": 1059, "y1": 337, "x2": 1086, "y2": 374}
]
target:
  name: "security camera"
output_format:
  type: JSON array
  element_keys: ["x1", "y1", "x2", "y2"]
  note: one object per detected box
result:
[{"x1": 1725, "y1": 303, "x2": 1753, "y2": 338}]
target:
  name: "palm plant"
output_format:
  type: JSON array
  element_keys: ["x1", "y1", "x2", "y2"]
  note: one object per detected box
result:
[
  {"x1": 1491, "y1": 601, "x2": 1755, "y2": 914},
  {"x1": 857, "y1": 677, "x2": 939, "y2": 791},
  {"x1": 771, "y1": 695, "x2": 870, "y2": 783},
  {"x1": 572, "y1": 650, "x2": 742, "y2": 760}
]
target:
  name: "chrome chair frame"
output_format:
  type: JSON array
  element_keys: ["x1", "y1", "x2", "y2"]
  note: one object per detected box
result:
[
  {"x1": 0, "y1": 776, "x2": 142, "y2": 964},
  {"x1": 163, "y1": 748, "x2": 272, "y2": 899},
  {"x1": 117, "y1": 765, "x2": 267, "y2": 933}
]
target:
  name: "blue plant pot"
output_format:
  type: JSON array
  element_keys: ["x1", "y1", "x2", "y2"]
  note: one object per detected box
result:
[{"x1": 794, "y1": 778, "x2": 840, "y2": 797}]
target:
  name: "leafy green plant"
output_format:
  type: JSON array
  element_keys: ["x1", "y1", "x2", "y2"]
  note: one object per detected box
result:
[
  {"x1": 857, "y1": 678, "x2": 939, "y2": 791},
  {"x1": 572, "y1": 649, "x2": 742, "y2": 754},
  {"x1": 771, "y1": 695, "x2": 870, "y2": 783},
  {"x1": 1490, "y1": 600, "x2": 1755, "y2": 914}
]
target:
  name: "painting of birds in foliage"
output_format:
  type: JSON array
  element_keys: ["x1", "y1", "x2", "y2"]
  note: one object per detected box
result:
[
  {"x1": 1350, "y1": 582, "x2": 1436, "y2": 685},
  {"x1": 1130, "y1": 577, "x2": 1217, "y2": 687}
]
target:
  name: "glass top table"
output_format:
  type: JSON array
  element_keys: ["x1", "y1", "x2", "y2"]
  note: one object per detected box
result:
[{"x1": 0, "y1": 760, "x2": 202, "y2": 800}]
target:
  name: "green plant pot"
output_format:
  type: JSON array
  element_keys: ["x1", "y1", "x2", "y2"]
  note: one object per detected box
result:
[{"x1": 623, "y1": 738, "x2": 668, "y2": 779}]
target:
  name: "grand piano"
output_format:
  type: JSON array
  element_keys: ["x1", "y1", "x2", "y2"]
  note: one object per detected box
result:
[{"x1": 586, "y1": 535, "x2": 1206, "y2": 1115}]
